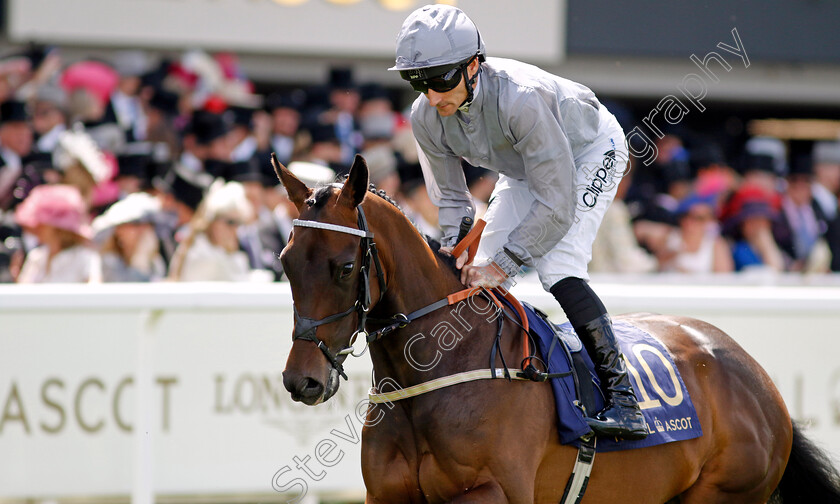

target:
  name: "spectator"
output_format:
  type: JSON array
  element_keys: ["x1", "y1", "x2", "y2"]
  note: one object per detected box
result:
[
  {"x1": 170, "y1": 180, "x2": 272, "y2": 282},
  {"x1": 721, "y1": 185, "x2": 785, "y2": 272},
  {"x1": 627, "y1": 134, "x2": 693, "y2": 226},
  {"x1": 462, "y1": 161, "x2": 497, "y2": 220},
  {"x1": 61, "y1": 60, "x2": 125, "y2": 153},
  {"x1": 228, "y1": 104, "x2": 260, "y2": 163},
  {"x1": 180, "y1": 110, "x2": 232, "y2": 174},
  {"x1": 659, "y1": 193, "x2": 733, "y2": 274},
  {"x1": 224, "y1": 159, "x2": 285, "y2": 279},
  {"x1": 143, "y1": 88, "x2": 181, "y2": 159},
  {"x1": 92, "y1": 192, "x2": 166, "y2": 282},
  {"x1": 110, "y1": 51, "x2": 151, "y2": 142},
  {"x1": 358, "y1": 83, "x2": 401, "y2": 194},
  {"x1": 153, "y1": 164, "x2": 214, "y2": 265},
  {"x1": 262, "y1": 90, "x2": 305, "y2": 167},
  {"x1": 775, "y1": 154, "x2": 831, "y2": 272},
  {"x1": 116, "y1": 143, "x2": 159, "y2": 196},
  {"x1": 590, "y1": 164, "x2": 658, "y2": 274},
  {"x1": 14, "y1": 184, "x2": 101, "y2": 283},
  {"x1": 739, "y1": 136, "x2": 787, "y2": 196},
  {"x1": 0, "y1": 99, "x2": 36, "y2": 212},
  {"x1": 31, "y1": 85, "x2": 68, "y2": 154},
  {"x1": 301, "y1": 119, "x2": 348, "y2": 175},
  {"x1": 325, "y1": 67, "x2": 362, "y2": 166},
  {"x1": 53, "y1": 125, "x2": 116, "y2": 210},
  {"x1": 811, "y1": 141, "x2": 840, "y2": 272},
  {"x1": 400, "y1": 175, "x2": 442, "y2": 241}
]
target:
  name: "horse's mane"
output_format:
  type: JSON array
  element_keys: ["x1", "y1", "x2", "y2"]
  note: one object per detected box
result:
[{"x1": 307, "y1": 182, "x2": 460, "y2": 278}]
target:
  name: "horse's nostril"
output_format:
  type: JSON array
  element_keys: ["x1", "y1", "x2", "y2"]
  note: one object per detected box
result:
[{"x1": 302, "y1": 377, "x2": 323, "y2": 395}]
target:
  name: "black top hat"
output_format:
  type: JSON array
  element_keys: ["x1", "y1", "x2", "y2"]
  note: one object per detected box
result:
[
  {"x1": 660, "y1": 156, "x2": 693, "y2": 184},
  {"x1": 155, "y1": 166, "x2": 212, "y2": 210},
  {"x1": 188, "y1": 111, "x2": 229, "y2": 145},
  {"x1": 226, "y1": 158, "x2": 263, "y2": 184},
  {"x1": 788, "y1": 153, "x2": 813, "y2": 178},
  {"x1": 328, "y1": 67, "x2": 355, "y2": 91},
  {"x1": 359, "y1": 83, "x2": 390, "y2": 103},
  {"x1": 127, "y1": 141, "x2": 173, "y2": 181},
  {"x1": 22, "y1": 152, "x2": 53, "y2": 172},
  {"x1": 265, "y1": 90, "x2": 306, "y2": 113},
  {"x1": 740, "y1": 153, "x2": 777, "y2": 176},
  {"x1": 256, "y1": 152, "x2": 280, "y2": 187},
  {"x1": 307, "y1": 121, "x2": 338, "y2": 144},
  {"x1": 140, "y1": 59, "x2": 171, "y2": 90},
  {"x1": 690, "y1": 142, "x2": 727, "y2": 171},
  {"x1": 149, "y1": 89, "x2": 180, "y2": 117},
  {"x1": 117, "y1": 152, "x2": 153, "y2": 180},
  {"x1": 0, "y1": 100, "x2": 29, "y2": 124},
  {"x1": 203, "y1": 159, "x2": 231, "y2": 180},
  {"x1": 227, "y1": 105, "x2": 255, "y2": 128}
]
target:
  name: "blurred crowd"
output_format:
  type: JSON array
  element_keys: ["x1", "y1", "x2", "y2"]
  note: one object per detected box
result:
[
  {"x1": 0, "y1": 46, "x2": 461, "y2": 283},
  {"x1": 0, "y1": 46, "x2": 839, "y2": 284},
  {"x1": 592, "y1": 124, "x2": 840, "y2": 276}
]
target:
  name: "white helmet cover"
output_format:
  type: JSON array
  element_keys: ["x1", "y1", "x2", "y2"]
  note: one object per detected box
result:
[{"x1": 389, "y1": 4, "x2": 485, "y2": 78}]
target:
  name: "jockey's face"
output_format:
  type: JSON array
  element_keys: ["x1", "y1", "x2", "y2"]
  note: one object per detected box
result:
[{"x1": 425, "y1": 58, "x2": 480, "y2": 117}]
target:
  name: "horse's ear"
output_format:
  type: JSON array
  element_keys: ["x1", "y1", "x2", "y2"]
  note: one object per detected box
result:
[
  {"x1": 338, "y1": 154, "x2": 369, "y2": 209},
  {"x1": 271, "y1": 153, "x2": 312, "y2": 210}
]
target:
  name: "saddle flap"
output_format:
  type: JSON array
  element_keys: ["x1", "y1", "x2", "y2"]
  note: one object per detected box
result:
[
  {"x1": 523, "y1": 302, "x2": 583, "y2": 353},
  {"x1": 556, "y1": 324, "x2": 584, "y2": 353}
]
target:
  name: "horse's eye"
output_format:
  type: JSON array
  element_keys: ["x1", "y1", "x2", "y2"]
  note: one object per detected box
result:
[{"x1": 339, "y1": 262, "x2": 355, "y2": 279}]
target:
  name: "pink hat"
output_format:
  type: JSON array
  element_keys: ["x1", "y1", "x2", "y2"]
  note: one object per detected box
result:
[
  {"x1": 14, "y1": 184, "x2": 92, "y2": 239},
  {"x1": 60, "y1": 61, "x2": 119, "y2": 107}
]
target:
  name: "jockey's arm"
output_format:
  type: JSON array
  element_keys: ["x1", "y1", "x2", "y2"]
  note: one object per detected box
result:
[
  {"x1": 493, "y1": 89, "x2": 596, "y2": 272},
  {"x1": 412, "y1": 129, "x2": 476, "y2": 248}
]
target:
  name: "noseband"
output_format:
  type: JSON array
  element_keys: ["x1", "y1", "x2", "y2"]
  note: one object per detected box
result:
[{"x1": 291, "y1": 207, "x2": 386, "y2": 380}]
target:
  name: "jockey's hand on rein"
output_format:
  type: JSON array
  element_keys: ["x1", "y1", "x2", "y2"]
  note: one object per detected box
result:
[
  {"x1": 461, "y1": 261, "x2": 508, "y2": 289},
  {"x1": 440, "y1": 246, "x2": 469, "y2": 269}
]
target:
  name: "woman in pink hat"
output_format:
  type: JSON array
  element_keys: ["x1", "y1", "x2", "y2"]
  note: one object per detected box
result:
[{"x1": 14, "y1": 184, "x2": 102, "y2": 283}]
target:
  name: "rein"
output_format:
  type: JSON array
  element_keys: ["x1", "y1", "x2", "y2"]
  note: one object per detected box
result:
[{"x1": 291, "y1": 206, "x2": 539, "y2": 400}]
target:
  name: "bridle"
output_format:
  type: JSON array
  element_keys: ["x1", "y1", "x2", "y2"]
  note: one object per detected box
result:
[
  {"x1": 291, "y1": 204, "x2": 544, "y2": 397},
  {"x1": 291, "y1": 206, "x2": 386, "y2": 380}
]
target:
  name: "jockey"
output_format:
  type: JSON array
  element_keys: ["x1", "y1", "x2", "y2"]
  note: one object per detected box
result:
[{"x1": 390, "y1": 4, "x2": 648, "y2": 440}]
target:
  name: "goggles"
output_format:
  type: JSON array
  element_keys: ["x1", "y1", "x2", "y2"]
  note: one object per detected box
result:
[{"x1": 400, "y1": 60, "x2": 469, "y2": 94}]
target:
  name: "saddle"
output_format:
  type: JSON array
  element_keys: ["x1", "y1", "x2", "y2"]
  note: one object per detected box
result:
[{"x1": 515, "y1": 300, "x2": 703, "y2": 453}]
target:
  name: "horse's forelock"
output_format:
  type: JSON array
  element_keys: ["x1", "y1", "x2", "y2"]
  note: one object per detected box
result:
[{"x1": 307, "y1": 185, "x2": 338, "y2": 209}]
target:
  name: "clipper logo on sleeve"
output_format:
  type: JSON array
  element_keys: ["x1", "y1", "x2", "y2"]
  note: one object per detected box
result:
[{"x1": 577, "y1": 149, "x2": 619, "y2": 210}]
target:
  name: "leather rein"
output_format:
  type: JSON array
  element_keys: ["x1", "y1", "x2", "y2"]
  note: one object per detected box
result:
[{"x1": 291, "y1": 208, "x2": 537, "y2": 398}]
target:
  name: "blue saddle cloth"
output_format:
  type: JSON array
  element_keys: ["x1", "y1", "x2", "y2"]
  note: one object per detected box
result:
[{"x1": 520, "y1": 302, "x2": 703, "y2": 453}]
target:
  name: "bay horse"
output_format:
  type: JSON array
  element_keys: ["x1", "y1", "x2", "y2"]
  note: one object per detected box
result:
[{"x1": 275, "y1": 154, "x2": 840, "y2": 503}]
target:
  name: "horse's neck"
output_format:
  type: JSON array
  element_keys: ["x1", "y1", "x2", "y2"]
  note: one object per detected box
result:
[
  {"x1": 366, "y1": 203, "x2": 498, "y2": 388},
  {"x1": 370, "y1": 208, "x2": 464, "y2": 321}
]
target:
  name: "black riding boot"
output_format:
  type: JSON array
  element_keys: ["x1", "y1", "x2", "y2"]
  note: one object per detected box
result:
[
  {"x1": 577, "y1": 314, "x2": 648, "y2": 440},
  {"x1": 550, "y1": 277, "x2": 648, "y2": 440}
]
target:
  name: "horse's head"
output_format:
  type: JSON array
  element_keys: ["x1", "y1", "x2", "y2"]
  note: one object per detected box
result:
[{"x1": 274, "y1": 154, "x2": 385, "y2": 405}]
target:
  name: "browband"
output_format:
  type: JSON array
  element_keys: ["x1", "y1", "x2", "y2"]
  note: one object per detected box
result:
[{"x1": 293, "y1": 219, "x2": 374, "y2": 238}]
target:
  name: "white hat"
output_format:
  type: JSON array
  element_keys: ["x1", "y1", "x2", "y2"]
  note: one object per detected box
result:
[
  {"x1": 53, "y1": 123, "x2": 112, "y2": 183},
  {"x1": 745, "y1": 136, "x2": 787, "y2": 176},
  {"x1": 287, "y1": 161, "x2": 337, "y2": 188},
  {"x1": 92, "y1": 192, "x2": 161, "y2": 237},
  {"x1": 205, "y1": 180, "x2": 254, "y2": 223}
]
